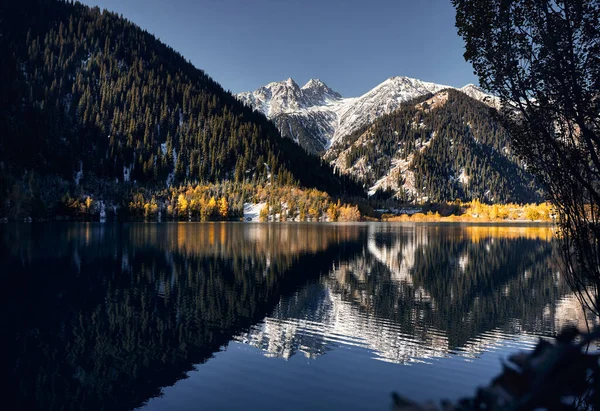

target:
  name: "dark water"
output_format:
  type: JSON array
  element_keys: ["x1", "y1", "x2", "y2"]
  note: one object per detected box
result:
[{"x1": 1, "y1": 222, "x2": 584, "y2": 410}]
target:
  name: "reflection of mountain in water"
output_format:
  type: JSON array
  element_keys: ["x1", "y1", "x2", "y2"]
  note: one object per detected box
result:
[
  {"x1": 239, "y1": 225, "x2": 580, "y2": 364},
  {"x1": 1, "y1": 223, "x2": 363, "y2": 411},
  {"x1": 2, "y1": 223, "x2": 587, "y2": 410}
]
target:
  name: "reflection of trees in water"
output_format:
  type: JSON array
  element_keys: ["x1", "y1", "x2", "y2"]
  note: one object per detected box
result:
[
  {"x1": 243, "y1": 225, "x2": 569, "y2": 363},
  {"x1": 0, "y1": 223, "x2": 573, "y2": 409},
  {"x1": 0, "y1": 223, "x2": 363, "y2": 411},
  {"x1": 332, "y1": 225, "x2": 566, "y2": 349},
  {"x1": 412, "y1": 233, "x2": 561, "y2": 346}
]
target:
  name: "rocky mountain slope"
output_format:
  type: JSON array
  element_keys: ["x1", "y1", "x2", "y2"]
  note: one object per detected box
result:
[
  {"x1": 324, "y1": 89, "x2": 540, "y2": 203},
  {"x1": 237, "y1": 77, "x2": 499, "y2": 154}
]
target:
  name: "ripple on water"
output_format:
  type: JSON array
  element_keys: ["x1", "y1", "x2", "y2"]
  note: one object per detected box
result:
[{"x1": 237, "y1": 292, "x2": 552, "y2": 368}]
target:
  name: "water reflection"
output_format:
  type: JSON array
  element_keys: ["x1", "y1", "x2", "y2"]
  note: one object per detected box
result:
[
  {"x1": 0, "y1": 223, "x2": 581, "y2": 411},
  {"x1": 238, "y1": 224, "x2": 572, "y2": 364},
  {"x1": 1, "y1": 223, "x2": 363, "y2": 411}
]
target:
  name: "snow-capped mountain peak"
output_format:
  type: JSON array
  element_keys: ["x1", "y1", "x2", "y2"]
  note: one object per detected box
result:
[
  {"x1": 283, "y1": 77, "x2": 298, "y2": 87},
  {"x1": 378, "y1": 76, "x2": 450, "y2": 94},
  {"x1": 329, "y1": 76, "x2": 451, "y2": 145},
  {"x1": 301, "y1": 78, "x2": 342, "y2": 105},
  {"x1": 301, "y1": 78, "x2": 327, "y2": 90},
  {"x1": 237, "y1": 77, "x2": 305, "y2": 116},
  {"x1": 235, "y1": 76, "x2": 501, "y2": 153}
]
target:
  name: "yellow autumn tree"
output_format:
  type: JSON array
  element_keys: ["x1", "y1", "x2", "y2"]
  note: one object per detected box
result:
[
  {"x1": 469, "y1": 199, "x2": 483, "y2": 217},
  {"x1": 199, "y1": 197, "x2": 208, "y2": 221},
  {"x1": 189, "y1": 198, "x2": 199, "y2": 218},
  {"x1": 488, "y1": 204, "x2": 499, "y2": 220},
  {"x1": 144, "y1": 197, "x2": 158, "y2": 219},
  {"x1": 339, "y1": 204, "x2": 361, "y2": 221},
  {"x1": 207, "y1": 196, "x2": 217, "y2": 218},
  {"x1": 497, "y1": 204, "x2": 510, "y2": 220},
  {"x1": 85, "y1": 196, "x2": 93, "y2": 212},
  {"x1": 177, "y1": 194, "x2": 188, "y2": 217},
  {"x1": 537, "y1": 202, "x2": 554, "y2": 221},
  {"x1": 308, "y1": 205, "x2": 320, "y2": 221},
  {"x1": 259, "y1": 204, "x2": 269, "y2": 222},
  {"x1": 218, "y1": 197, "x2": 229, "y2": 219},
  {"x1": 327, "y1": 200, "x2": 341, "y2": 222},
  {"x1": 524, "y1": 204, "x2": 541, "y2": 221}
]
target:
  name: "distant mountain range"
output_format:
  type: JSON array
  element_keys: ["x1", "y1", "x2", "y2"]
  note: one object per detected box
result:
[
  {"x1": 236, "y1": 77, "x2": 500, "y2": 154},
  {"x1": 238, "y1": 78, "x2": 538, "y2": 203}
]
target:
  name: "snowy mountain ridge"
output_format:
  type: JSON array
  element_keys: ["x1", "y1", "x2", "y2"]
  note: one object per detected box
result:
[
  {"x1": 459, "y1": 84, "x2": 501, "y2": 109},
  {"x1": 236, "y1": 77, "x2": 343, "y2": 118},
  {"x1": 236, "y1": 76, "x2": 498, "y2": 153}
]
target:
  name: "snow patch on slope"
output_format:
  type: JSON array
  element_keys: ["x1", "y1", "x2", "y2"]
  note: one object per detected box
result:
[
  {"x1": 460, "y1": 84, "x2": 501, "y2": 109},
  {"x1": 243, "y1": 202, "x2": 266, "y2": 222}
]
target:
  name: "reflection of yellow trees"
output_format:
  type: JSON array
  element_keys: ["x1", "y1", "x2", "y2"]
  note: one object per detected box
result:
[
  {"x1": 154, "y1": 223, "x2": 362, "y2": 262},
  {"x1": 220, "y1": 223, "x2": 226, "y2": 245},
  {"x1": 208, "y1": 224, "x2": 215, "y2": 246},
  {"x1": 464, "y1": 225, "x2": 555, "y2": 242}
]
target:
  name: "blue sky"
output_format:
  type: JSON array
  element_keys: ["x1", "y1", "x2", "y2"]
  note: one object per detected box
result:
[{"x1": 78, "y1": 0, "x2": 477, "y2": 96}]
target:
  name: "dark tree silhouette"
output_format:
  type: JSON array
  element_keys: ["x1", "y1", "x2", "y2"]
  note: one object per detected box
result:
[{"x1": 452, "y1": 0, "x2": 600, "y2": 315}]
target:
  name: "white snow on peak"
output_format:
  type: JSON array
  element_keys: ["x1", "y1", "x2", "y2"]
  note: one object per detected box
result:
[
  {"x1": 331, "y1": 76, "x2": 450, "y2": 145},
  {"x1": 301, "y1": 78, "x2": 325, "y2": 89},
  {"x1": 236, "y1": 76, "x2": 501, "y2": 152},
  {"x1": 460, "y1": 84, "x2": 501, "y2": 109},
  {"x1": 300, "y1": 78, "x2": 342, "y2": 106}
]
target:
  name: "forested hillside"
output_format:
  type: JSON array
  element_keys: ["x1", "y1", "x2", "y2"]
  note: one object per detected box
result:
[
  {"x1": 0, "y1": 0, "x2": 361, "y2": 219},
  {"x1": 326, "y1": 89, "x2": 542, "y2": 203}
]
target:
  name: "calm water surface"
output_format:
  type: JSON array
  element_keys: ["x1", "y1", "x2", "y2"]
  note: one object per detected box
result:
[{"x1": 1, "y1": 222, "x2": 584, "y2": 410}]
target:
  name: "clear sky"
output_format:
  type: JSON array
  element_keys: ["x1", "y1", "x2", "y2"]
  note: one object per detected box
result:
[{"x1": 78, "y1": 0, "x2": 478, "y2": 97}]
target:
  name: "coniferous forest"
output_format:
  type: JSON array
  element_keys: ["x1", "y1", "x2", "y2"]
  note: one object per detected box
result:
[{"x1": 0, "y1": 0, "x2": 362, "y2": 220}]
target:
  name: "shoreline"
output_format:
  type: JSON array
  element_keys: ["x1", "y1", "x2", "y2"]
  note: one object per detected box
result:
[
  {"x1": 378, "y1": 217, "x2": 555, "y2": 224},
  {"x1": 0, "y1": 218, "x2": 555, "y2": 225}
]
